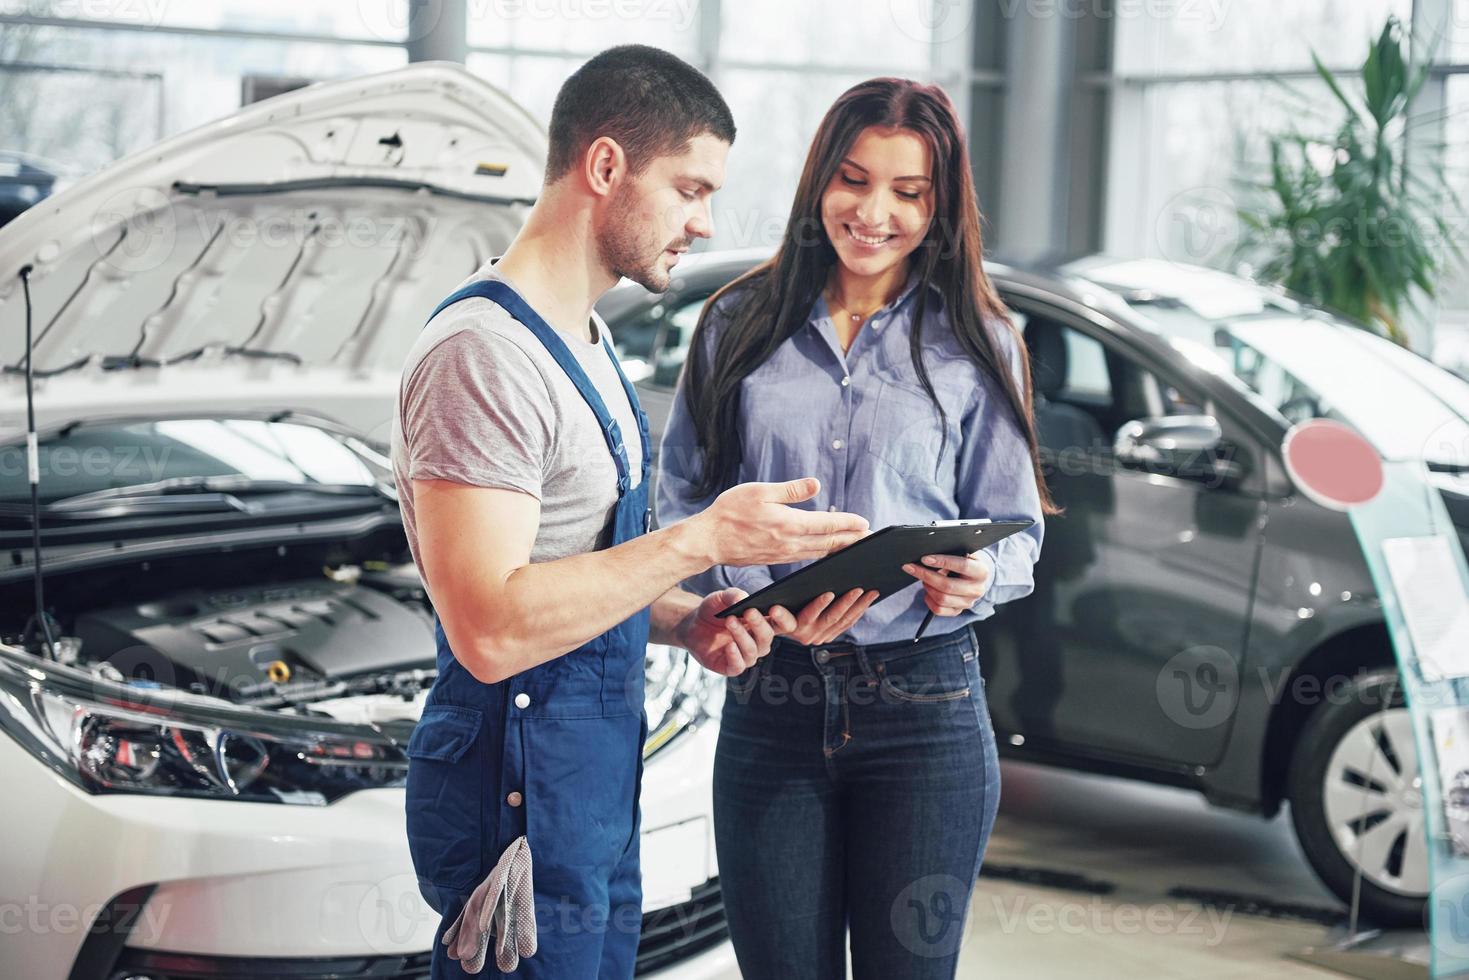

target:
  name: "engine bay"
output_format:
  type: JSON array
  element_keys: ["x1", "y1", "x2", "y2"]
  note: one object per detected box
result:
[{"x1": 1, "y1": 533, "x2": 440, "y2": 724}]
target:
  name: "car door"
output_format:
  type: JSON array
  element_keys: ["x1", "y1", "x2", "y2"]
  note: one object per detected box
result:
[{"x1": 976, "y1": 299, "x2": 1268, "y2": 770}]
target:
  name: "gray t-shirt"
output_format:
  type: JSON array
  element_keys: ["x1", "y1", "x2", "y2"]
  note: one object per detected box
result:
[{"x1": 389, "y1": 264, "x2": 644, "y2": 606}]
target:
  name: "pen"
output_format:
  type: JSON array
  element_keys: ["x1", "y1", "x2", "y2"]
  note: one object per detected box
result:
[{"x1": 912, "y1": 567, "x2": 954, "y2": 642}]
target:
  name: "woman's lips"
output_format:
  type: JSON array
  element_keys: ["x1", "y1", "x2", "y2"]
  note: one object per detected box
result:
[{"x1": 844, "y1": 224, "x2": 895, "y2": 250}]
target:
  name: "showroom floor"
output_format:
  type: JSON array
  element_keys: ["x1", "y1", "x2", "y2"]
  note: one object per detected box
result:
[{"x1": 953, "y1": 761, "x2": 1431, "y2": 979}]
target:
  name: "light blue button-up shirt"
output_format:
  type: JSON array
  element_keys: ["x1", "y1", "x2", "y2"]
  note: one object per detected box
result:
[{"x1": 656, "y1": 270, "x2": 1046, "y2": 646}]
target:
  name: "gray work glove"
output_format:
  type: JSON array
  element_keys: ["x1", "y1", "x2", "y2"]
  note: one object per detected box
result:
[{"x1": 441, "y1": 835, "x2": 537, "y2": 974}]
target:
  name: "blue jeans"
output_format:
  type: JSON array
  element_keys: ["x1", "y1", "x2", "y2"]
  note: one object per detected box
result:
[{"x1": 712, "y1": 624, "x2": 1001, "y2": 980}]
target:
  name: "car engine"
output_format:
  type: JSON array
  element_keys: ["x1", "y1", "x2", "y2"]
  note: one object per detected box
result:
[{"x1": 3, "y1": 559, "x2": 440, "y2": 723}]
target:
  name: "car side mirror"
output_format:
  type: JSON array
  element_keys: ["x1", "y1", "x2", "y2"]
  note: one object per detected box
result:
[{"x1": 1114, "y1": 415, "x2": 1246, "y2": 486}]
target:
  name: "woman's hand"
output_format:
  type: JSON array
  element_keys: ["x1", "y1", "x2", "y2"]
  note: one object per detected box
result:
[
  {"x1": 768, "y1": 588, "x2": 880, "y2": 647},
  {"x1": 678, "y1": 588, "x2": 780, "y2": 676},
  {"x1": 902, "y1": 552, "x2": 994, "y2": 617}
]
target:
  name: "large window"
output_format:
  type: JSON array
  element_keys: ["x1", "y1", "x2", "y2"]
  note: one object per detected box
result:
[
  {"x1": 1103, "y1": 0, "x2": 1468, "y2": 358},
  {"x1": 1113, "y1": 0, "x2": 1412, "y2": 75},
  {"x1": 466, "y1": 0, "x2": 968, "y2": 251},
  {"x1": 467, "y1": 0, "x2": 699, "y2": 56},
  {"x1": 0, "y1": 4, "x2": 406, "y2": 178},
  {"x1": 0, "y1": 0, "x2": 976, "y2": 254}
]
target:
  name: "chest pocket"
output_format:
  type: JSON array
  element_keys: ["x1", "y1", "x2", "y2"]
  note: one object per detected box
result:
[
  {"x1": 738, "y1": 353, "x2": 812, "y2": 477},
  {"x1": 865, "y1": 354, "x2": 972, "y2": 485}
]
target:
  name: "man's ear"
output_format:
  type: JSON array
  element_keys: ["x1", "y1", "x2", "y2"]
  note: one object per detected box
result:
[{"x1": 583, "y1": 136, "x2": 626, "y2": 198}]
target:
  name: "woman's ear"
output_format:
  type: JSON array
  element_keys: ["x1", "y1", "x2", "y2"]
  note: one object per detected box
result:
[{"x1": 583, "y1": 136, "x2": 627, "y2": 197}]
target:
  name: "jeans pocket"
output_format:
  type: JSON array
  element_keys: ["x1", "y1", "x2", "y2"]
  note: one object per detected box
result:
[
  {"x1": 877, "y1": 643, "x2": 973, "y2": 703},
  {"x1": 404, "y1": 704, "x2": 486, "y2": 905}
]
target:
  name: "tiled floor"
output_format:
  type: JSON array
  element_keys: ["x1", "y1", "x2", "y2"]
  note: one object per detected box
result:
[{"x1": 951, "y1": 760, "x2": 1428, "y2": 979}]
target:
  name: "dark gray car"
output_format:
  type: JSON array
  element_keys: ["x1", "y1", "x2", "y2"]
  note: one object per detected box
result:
[{"x1": 597, "y1": 248, "x2": 1469, "y2": 926}]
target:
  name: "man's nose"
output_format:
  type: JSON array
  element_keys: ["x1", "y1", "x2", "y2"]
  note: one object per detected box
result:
[{"x1": 688, "y1": 200, "x2": 714, "y2": 240}]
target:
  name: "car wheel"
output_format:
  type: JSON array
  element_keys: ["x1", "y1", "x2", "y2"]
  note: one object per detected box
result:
[{"x1": 1287, "y1": 668, "x2": 1428, "y2": 926}]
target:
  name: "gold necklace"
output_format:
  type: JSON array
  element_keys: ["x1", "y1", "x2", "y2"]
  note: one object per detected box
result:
[
  {"x1": 826, "y1": 281, "x2": 901, "y2": 324},
  {"x1": 825, "y1": 290, "x2": 880, "y2": 324}
]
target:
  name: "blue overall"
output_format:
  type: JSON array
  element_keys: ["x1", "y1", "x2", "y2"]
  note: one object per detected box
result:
[{"x1": 404, "y1": 280, "x2": 653, "y2": 979}]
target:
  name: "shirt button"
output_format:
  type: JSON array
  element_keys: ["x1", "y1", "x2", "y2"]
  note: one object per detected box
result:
[
  {"x1": 514, "y1": 693, "x2": 531, "y2": 709},
  {"x1": 841, "y1": 376, "x2": 851, "y2": 387},
  {"x1": 815, "y1": 649, "x2": 830, "y2": 664},
  {"x1": 827, "y1": 505, "x2": 837, "y2": 512},
  {"x1": 507, "y1": 791, "x2": 524, "y2": 807},
  {"x1": 832, "y1": 439, "x2": 844, "y2": 450}
]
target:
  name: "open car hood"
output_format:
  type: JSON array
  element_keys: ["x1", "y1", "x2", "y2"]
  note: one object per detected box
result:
[{"x1": 0, "y1": 61, "x2": 547, "y2": 443}]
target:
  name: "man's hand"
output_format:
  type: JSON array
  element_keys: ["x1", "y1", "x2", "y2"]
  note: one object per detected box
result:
[
  {"x1": 677, "y1": 588, "x2": 782, "y2": 676},
  {"x1": 901, "y1": 552, "x2": 995, "y2": 617},
  {"x1": 682, "y1": 478, "x2": 868, "y2": 569},
  {"x1": 769, "y1": 589, "x2": 880, "y2": 646}
]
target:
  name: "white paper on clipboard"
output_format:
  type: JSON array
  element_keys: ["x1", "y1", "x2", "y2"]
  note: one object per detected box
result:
[{"x1": 1382, "y1": 535, "x2": 1469, "y2": 681}]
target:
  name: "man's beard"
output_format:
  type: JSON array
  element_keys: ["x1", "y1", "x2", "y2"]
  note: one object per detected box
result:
[{"x1": 597, "y1": 186, "x2": 679, "y2": 293}]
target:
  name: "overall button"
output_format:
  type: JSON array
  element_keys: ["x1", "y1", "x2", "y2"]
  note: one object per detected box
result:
[
  {"x1": 827, "y1": 505, "x2": 837, "y2": 512},
  {"x1": 507, "y1": 791, "x2": 524, "y2": 807},
  {"x1": 514, "y1": 693, "x2": 531, "y2": 709},
  {"x1": 815, "y1": 649, "x2": 831, "y2": 664}
]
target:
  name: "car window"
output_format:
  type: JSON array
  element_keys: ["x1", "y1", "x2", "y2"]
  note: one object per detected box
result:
[
  {"x1": 1061, "y1": 323, "x2": 1111, "y2": 400},
  {"x1": 611, "y1": 311, "x2": 663, "y2": 362},
  {"x1": 1012, "y1": 306, "x2": 1211, "y2": 450},
  {"x1": 647, "y1": 293, "x2": 713, "y2": 389},
  {"x1": 1128, "y1": 302, "x2": 1469, "y2": 465}
]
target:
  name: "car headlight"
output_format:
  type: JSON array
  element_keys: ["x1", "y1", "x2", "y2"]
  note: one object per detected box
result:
[
  {"x1": 0, "y1": 644, "x2": 410, "y2": 805},
  {"x1": 642, "y1": 643, "x2": 722, "y2": 761}
]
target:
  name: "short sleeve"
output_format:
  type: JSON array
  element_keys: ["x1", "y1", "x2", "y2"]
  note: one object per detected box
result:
[{"x1": 401, "y1": 328, "x2": 553, "y2": 500}]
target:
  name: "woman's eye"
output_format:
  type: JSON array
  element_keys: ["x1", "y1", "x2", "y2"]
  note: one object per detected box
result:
[
  {"x1": 841, "y1": 175, "x2": 865, "y2": 187},
  {"x1": 680, "y1": 189, "x2": 697, "y2": 201},
  {"x1": 896, "y1": 191, "x2": 921, "y2": 201}
]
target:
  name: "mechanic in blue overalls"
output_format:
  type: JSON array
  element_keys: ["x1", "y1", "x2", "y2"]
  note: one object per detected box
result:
[{"x1": 388, "y1": 47, "x2": 872, "y2": 978}]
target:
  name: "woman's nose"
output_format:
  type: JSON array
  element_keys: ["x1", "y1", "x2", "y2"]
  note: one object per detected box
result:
[{"x1": 855, "y1": 191, "x2": 888, "y2": 229}]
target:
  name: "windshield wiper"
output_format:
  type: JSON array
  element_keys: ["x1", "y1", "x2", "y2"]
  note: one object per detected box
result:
[
  {"x1": 0, "y1": 492, "x2": 253, "y2": 522},
  {"x1": 45, "y1": 475, "x2": 385, "y2": 511},
  {"x1": 0, "y1": 478, "x2": 388, "y2": 524}
]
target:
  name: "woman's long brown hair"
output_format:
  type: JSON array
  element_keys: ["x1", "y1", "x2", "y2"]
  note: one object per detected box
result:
[{"x1": 681, "y1": 77, "x2": 1060, "y2": 517}]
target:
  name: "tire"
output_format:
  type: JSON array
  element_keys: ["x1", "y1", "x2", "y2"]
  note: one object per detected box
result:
[{"x1": 1287, "y1": 668, "x2": 1428, "y2": 927}]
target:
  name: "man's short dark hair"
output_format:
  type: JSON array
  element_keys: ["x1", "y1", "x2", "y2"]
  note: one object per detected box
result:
[{"x1": 545, "y1": 44, "x2": 736, "y2": 184}]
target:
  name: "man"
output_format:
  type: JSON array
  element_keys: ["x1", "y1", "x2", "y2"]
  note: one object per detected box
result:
[{"x1": 390, "y1": 45, "x2": 872, "y2": 979}]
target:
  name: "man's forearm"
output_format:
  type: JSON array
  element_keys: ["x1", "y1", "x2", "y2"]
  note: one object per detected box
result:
[{"x1": 458, "y1": 519, "x2": 713, "y2": 682}]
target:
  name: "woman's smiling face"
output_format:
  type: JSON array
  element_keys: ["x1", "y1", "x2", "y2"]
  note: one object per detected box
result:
[{"x1": 820, "y1": 125, "x2": 935, "y2": 279}]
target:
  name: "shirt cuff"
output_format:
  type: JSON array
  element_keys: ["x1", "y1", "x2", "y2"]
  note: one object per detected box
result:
[{"x1": 971, "y1": 549, "x2": 999, "y2": 617}]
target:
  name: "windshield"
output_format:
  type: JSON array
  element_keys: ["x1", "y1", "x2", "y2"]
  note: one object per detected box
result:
[
  {"x1": 1127, "y1": 303, "x2": 1469, "y2": 467},
  {"x1": 0, "y1": 418, "x2": 382, "y2": 506}
]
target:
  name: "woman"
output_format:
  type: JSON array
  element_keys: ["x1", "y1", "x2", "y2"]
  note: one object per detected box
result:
[{"x1": 657, "y1": 78, "x2": 1059, "y2": 979}]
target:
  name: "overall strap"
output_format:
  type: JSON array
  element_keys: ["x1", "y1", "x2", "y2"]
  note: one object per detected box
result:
[
  {"x1": 599, "y1": 326, "x2": 652, "y2": 482},
  {"x1": 426, "y1": 279, "x2": 646, "y2": 496}
]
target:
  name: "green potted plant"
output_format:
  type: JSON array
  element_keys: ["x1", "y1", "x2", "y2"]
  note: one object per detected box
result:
[{"x1": 1233, "y1": 15, "x2": 1463, "y2": 348}]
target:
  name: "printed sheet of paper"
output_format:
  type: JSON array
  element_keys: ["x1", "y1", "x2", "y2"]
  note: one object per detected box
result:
[{"x1": 1382, "y1": 535, "x2": 1469, "y2": 682}]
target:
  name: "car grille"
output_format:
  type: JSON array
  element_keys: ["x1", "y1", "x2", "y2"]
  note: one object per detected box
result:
[
  {"x1": 108, "y1": 948, "x2": 433, "y2": 978},
  {"x1": 635, "y1": 876, "x2": 728, "y2": 975},
  {"x1": 101, "y1": 877, "x2": 726, "y2": 979}
]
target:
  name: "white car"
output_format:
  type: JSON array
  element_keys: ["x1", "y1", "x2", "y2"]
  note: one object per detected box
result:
[{"x1": 0, "y1": 62, "x2": 738, "y2": 980}]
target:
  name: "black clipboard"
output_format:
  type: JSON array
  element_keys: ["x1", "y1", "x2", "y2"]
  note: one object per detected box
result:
[{"x1": 714, "y1": 519, "x2": 1035, "y2": 618}]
